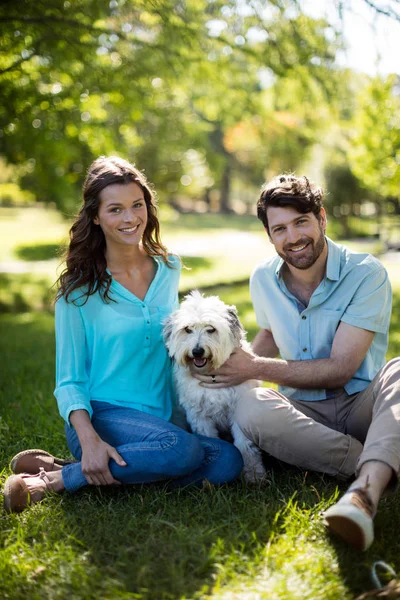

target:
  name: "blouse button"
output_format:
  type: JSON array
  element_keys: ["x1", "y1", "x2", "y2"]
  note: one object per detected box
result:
[
  {"x1": 303, "y1": 347, "x2": 307, "y2": 352},
  {"x1": 302, "y1": 315, "x2": 307, "y2": 320}
]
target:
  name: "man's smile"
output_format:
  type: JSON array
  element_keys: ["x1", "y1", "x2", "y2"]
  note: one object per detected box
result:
[{"x1": 287, "y1": 243, "x2": 309, "y2": 252}]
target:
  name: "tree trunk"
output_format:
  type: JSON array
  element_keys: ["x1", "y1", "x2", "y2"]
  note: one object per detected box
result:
[{"x1": 219, "y1": 162, "x2": 232, "y2": 213}]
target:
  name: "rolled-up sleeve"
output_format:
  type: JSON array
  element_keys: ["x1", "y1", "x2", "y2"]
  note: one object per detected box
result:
[
  {"x1": 54, "y1": 297, "x2": 92, "y2": 424},
  {"x1": 341, "y1": 266, "x2": 392, "y2": 334}
]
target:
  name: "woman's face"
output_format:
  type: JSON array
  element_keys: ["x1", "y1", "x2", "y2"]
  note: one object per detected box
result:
[{"x1": 93, "y1": 182, "x2": 148, "y2": 249}]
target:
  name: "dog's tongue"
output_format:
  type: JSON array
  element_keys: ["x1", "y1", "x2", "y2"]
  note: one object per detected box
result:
[{"x1": 193, "y1": 358, "x2": 207, "y2": 368}]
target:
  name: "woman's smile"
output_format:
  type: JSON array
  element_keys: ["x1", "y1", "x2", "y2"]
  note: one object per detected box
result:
[{"x1": 118, "y1": 224, "x2": 140, "y2": 234}]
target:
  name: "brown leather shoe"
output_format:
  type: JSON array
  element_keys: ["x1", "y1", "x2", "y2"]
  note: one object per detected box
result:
[
  {"x1": 10, "y1": 449, "x2": 76, "y2": 474},
  {"x1": 3, "y1": 469, "x2": 51, "y2": 513}
]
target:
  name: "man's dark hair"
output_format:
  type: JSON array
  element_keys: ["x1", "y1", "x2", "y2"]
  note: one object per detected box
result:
[{"x1": 257, "y1": 174, "x2": 324, "y2": 235}]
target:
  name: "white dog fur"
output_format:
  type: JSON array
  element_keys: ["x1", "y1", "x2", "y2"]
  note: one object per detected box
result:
[{"x1": 163, "y1": 291, "x2": 266, "y2": 483}]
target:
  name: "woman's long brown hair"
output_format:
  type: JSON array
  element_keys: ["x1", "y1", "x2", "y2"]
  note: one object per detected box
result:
[{"x1": 56, "y1": 156, "x2": 173, "y2": 304}]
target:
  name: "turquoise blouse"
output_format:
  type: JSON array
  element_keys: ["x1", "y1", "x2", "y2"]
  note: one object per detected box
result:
[{"x1": 54, "y1": 255, "x2": 181, "y2": 424}]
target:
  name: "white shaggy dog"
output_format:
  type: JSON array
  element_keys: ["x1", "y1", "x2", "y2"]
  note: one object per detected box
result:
[{"x1": 163, "y1": 291, "x2": 266, "y2": 483}]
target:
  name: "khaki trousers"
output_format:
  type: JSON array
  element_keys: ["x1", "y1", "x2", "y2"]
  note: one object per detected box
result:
[{"x1": 235, "y1": 357, "x2": 400, "y2": 481}]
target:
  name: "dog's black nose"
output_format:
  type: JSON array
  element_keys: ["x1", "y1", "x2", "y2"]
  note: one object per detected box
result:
[{"x1": 192, "y1": 346, "x2": 205, "y2": 358}]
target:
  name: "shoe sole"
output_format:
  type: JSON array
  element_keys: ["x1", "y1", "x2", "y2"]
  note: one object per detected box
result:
[
  {"x1": 10, "y1": 449, "x2": 74, "y2": 474},
  {"x1": 3, "y1": 475, "x2": 28, "y2": 514},
  {"x1": 323, "y1": 514, "x2": 367, "y2": 551},
  {"x1": 323, "y1": 502, "x2": 374, "y2": 551}
]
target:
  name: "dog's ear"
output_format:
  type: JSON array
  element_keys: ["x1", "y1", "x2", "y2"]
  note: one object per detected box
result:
[
  {"x1": 227, "y1": 306, "x2": 245, "y2": 345},
  {"x1": 162, "y1": 315, "x2": 173, "y2": 348},
  {"x1": 227, "y1": 305, "x2": 240, "y2": 328}
]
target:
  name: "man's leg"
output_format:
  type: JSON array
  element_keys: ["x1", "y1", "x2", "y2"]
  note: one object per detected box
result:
[
  {"x1": 324, "y1": 357, "x2": 400, "y2": 550},
  {"x1": 235, "y1": 387, "x2": 363, "y2": 479}
]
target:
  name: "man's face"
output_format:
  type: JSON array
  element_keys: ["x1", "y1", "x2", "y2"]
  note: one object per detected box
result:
[{"x1": 266, "y1": 206, "x2": 327, "y2": 270}]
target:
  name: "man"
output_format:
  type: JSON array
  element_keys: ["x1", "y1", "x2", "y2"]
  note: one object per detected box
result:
[{"x1": 195, "y1": 174, "x2": 399, "y2": 551}]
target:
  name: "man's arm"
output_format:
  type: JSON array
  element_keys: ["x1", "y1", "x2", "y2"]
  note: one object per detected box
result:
[
  {"x1": 251, "y1": 329, "x2": 279, "y2": 358},
  {"x1": 195, "y1": 322, "x2": 374, "y2": 389}
]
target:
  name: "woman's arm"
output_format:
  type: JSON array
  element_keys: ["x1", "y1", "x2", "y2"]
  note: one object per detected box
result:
[
  {"x1": 54, "y1": 296, "x2": 93, "y2": 423},
  {"x1": 69, "y1": 409, "x2": 127, "y2": 486},
  {"x1": 55, "y1": 297, "x2": 126, "y2": 485}
]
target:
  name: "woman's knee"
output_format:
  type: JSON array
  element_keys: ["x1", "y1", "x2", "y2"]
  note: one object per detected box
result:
[
  {"x1": 216, "y1": 440, "x2": 244, "y2": 483},
  {"x1": 165, "y1": 429, "x2": 205, "y2": 477}
]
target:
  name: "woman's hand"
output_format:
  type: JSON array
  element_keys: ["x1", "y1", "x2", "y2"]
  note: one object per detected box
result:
[
  {"x1": 69, "y1": 408, "x2": 127, "y2": 486},
  {"x1": 81, "y1": 437, "x2": 127, "y2": 486}
]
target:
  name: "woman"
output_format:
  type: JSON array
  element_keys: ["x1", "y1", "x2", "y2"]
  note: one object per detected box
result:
[{"x1": 4, "y1": 156, "x2": 243, "y2": 512}]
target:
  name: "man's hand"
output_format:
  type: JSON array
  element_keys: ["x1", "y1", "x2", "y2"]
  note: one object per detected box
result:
[
  {"x1": 193, "y1": 347, "x2": 259, "y2": 388},
  {"x1": 81, "y1": 437, "x2": 127, "y2": 486}
]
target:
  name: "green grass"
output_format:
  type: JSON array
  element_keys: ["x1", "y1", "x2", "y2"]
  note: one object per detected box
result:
[
  {"x1": 1, "y1": 205, "x2": 400, "y2": 314},
  {"x1": 1, "y1": 289, "x2": 400, "y2": 599},
  {"x1": 0, "y1": 206, "x2": 269, "y2": 291},
  {"x1": 1, "y1": 206, "x2": 400, "y2": 599}
]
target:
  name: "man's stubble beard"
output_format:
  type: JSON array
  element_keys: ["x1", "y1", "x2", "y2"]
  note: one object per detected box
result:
[{"x1": 278, "y1": 225, "x2": 326, "y2": 270}]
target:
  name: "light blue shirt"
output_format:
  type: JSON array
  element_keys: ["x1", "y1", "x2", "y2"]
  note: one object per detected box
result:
[
  {"x1": 54, "y1": 255, "x2": 181, "y2": 424},
  {"x1": 250, "y1": 237, "x2": 392, "y2": 401}
]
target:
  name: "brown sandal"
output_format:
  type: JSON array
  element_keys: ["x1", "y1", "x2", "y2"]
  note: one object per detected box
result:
[{"x1": 3, "y1": 468, "x2": 52, "y2": 513}]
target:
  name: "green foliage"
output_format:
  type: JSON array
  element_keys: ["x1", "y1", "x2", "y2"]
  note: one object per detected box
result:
[
  {"x1": 348, "y1": 75, "x2": 400, "y2": 200},
  {"x1": 324, "y1": 161, "x2": 372, "y2": 237},
  {"x1": 0, "y1": 0, "x2": 343, "y2": 212},
  {"x1": 0, "y1": 273, "x2": 55, "y2": 313}
]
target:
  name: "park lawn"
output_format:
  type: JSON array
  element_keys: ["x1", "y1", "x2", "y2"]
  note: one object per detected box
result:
[
  {"x1": 0, "y1": 205, "x2": 388, "y2": 303},
  {"x1": 0, "y1": 206, "x2": 269, "y2": 291},
  {"x1": 0, "y1": 205, "x2": 396, "y2": 318},
  {"x1": 1, "y1": 206, "x2": 400, "y2": 599},
  {"x1": 1, "y1": 284, "x2": 400, "y2": 600}
]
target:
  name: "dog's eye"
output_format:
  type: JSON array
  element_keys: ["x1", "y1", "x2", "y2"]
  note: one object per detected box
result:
[
  {"x1": 206, "y1": 327, "x2": 216, "y2": 333},
  {"x1": 184, "y1": 327, "x2": 193, "y2": 334}
]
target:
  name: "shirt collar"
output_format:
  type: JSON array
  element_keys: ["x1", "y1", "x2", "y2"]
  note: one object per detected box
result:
[
  {"x1": 275, "y1": 236, "x2": 340, "y2": 282},
  {"x1": 325, "y1": 237, "x2": 340, "y2": 281}
]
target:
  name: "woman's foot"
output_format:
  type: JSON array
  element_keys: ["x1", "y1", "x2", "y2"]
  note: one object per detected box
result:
[
  {"x1": 10, "y1": 449, "x2": 76, "y2": 474},
  {"x1": 3, "y1": 468, "x2": 65, "y2": 513}
]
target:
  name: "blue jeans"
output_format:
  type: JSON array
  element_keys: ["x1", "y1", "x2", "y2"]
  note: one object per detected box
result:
[{"x1": 62, "y1": 401, "x2": 243, "y2": 492}]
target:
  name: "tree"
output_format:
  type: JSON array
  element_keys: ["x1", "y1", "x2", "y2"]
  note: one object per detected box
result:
[
  {"x1": 348, "y1": 75, "x2": 400, "y2": 203},
  {"x1": 0, "y1": 0, "x2": 343, "y2": 212}
]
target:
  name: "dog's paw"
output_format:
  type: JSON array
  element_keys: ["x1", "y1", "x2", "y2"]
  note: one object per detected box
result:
[{"x1": 242, "y1": 461, "x2": 268, "y2": 484}]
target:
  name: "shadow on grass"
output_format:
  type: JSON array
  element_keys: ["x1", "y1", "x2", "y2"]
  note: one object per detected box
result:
[
  {"x1": 0, "y1": 314, "x2": 64, "y2": 460},
  {"x1": 166, "y1": 212, "x2": 262, "y2": 232},
  {"x1": 51, "y1": 471, "x2": 334, "y2": 600},
  {"x1": 1, "y1": 288, "x2": 400, "y2": 599},
  {"x1": 14, "y1": 242, "x2": 63, "y2": 261},
  {"x1": 0, "y1": 313, "x2": 332, "y2": 600},
  {"x1": 0, "y1": 273, "x2": 55, "y2": 313}
]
